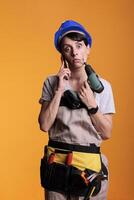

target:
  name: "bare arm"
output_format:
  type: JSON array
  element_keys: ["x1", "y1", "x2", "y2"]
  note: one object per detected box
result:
[
  {"x1": 38, "y1": 58, "x2": 71, "y2": 132},
  {"x1": 78, "y1": 81, "x2": 113, "y2": 140},
  {"x1": 90, "y1": 113, "x2": 113, "y2": 140},
  {"x1": 38, "y1": 90, "x2": 63, "y2": 132}
]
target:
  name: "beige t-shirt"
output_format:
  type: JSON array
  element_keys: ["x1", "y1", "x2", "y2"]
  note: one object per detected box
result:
[{"x1": 39, "y1": 75, "x2": 115, "y2": 147}]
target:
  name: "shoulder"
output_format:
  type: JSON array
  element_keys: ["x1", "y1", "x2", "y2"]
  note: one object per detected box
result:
[
  {"x1": 99, "y1": 77, "x2": 112, "y2": 88},
  {"x1": 44, "y1": 74, "x2": 58, "y2": 82},
  {"x1": 99, "y1": 77, "x2": 113, "y2": 94},
  {"x1": 96, "y1": 77, "x2": 116, "y2": 113},
  {"x1": 95, "y1": 77, "x2": 114, "y2": 100},
  {"x1": 43, "y1": 74, "x2": 58, "y2": 86}
]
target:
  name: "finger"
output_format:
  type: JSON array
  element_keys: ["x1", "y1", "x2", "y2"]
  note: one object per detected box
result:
[
  {"x1": 62, "y1": 68, "x2": 71, "y2": 77},
  {"x1": 64, "y1": 68, "x2": 71, "y2": 74},
  {"x1": 58, "y1": 68, "x2": 71, "y2": 77},
  {"x1": 61, "y1": 55, "x2": 69, "y2": 69},
  {"x1": 61, "y1": 71, "x2": 70, "y2": 80},
  {"x1": 84, "y1": 81, "x2": 88, "y2": 88},
  {"x1": 78, "y1": 89, "x2": 84, "y2": 97},
  {"x1": 78, "y1": 92, "x2": 82, "y2": 99},
  {"x1": 80, "y1": 87, "x2": 84, "y2": 93},
  {"x1": 60, "y1": 55, "x2": 65, "y2": 69},
  {"x1": 80, "y1": 84, "x2": 86, "y2": 93},
  {"x1": 61, "y1": 55, "x2": 63, "y2": 62},
  {"x1": 78, "y1": 92, "x2": 84, "y2": 102}
]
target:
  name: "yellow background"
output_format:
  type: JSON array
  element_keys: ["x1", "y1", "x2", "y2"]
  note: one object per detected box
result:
[{"x1": 0, "y1": 0, "x2": 134, "y2": 199}]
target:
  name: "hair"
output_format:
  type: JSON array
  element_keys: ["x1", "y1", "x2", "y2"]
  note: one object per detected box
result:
[{"x1": 59, "y1": 32, "x2": 88, "y2": 52}]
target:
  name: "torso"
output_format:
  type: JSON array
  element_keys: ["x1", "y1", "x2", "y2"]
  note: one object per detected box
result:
[
  {"x1": 48, "y1": 75, "x2": 102, "y2": 147},
  {"x1": 41, "y1": 75, "x2": 115, "y2": 147}
]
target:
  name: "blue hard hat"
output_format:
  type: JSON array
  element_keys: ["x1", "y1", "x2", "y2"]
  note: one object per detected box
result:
[{"x1": 54, "y1": 20, "x2": 92, "y2": 52}]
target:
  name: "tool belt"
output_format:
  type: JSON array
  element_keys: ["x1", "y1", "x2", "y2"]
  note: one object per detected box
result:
[{"x1": 40, "y1": 140, "x2": 108, "y2": 199}]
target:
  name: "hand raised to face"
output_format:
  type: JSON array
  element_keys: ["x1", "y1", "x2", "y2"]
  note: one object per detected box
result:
[{"x1": 56, "y1": 55, "x2": 71, "y2": 93}]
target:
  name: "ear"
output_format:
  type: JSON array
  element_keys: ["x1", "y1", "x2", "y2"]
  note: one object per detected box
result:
[
  {"x1": 86, "y1": 44, "x2": 91, "y2": 56},
  {"x1": 83, "y1": 45, "x2": 91, "y2": 63}
]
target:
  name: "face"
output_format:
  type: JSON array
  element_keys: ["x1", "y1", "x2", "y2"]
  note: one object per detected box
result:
[{"x1": 61, "y1": 37, "x2": 90, "y2": 69}]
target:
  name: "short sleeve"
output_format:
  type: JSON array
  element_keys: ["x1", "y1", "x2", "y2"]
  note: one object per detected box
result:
[
  {"x1": 95, "y1": 79, "x2": 116, "y2": 114},
  {"x1": 39, "y1": 75, "x2": 58, "y2": 104}
]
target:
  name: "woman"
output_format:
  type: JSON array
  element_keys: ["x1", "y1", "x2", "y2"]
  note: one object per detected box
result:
[{"x1": 38, "y1": 20, "x2": 115, "y2": 200}]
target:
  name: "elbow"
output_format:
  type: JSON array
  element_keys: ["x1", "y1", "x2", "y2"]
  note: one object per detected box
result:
[
  {"x1": 38, "y1": 119, "x2": 49, "y2": 132},
  {"x1": 99, "y1": 122, "x2": 112, "y2": 140},
  {"x1": 102, "y1": 134, "x2": 111, "y2": 140},
  {"x1": 40, "y1": 125, "x2": 48, "y2": 132},
  {"x1": 101, "y1": 129, "x2": 112, "y2": 140},
  {"x1": 39, "y1": 123, "x2": 50, "y2": 132},
  {"x1": 38, "y1": 115, "x2": 49, "y2": 132}
]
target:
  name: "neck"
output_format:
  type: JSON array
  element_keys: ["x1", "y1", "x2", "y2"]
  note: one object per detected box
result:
[{"x1": 70, "y1": 64, "x2": 87, "y2": 81}]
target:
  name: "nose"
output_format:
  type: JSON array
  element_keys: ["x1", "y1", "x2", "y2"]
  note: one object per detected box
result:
[{"x1": 71, "y1": 48, "x2": 78, "y2": 57}]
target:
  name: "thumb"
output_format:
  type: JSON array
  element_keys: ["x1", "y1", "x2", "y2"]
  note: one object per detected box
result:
[
  {"x1": 60, "y1": 55, "x2": 64, "y2": 69},
  {"x1": 84, "y1": 80, "x2": 89, "y2": 88}
]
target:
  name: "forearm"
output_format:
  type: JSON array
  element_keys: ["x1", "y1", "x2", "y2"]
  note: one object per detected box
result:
[
  {"x1": 90, "y1": 111, "x2": 113, "y2": 140},
  {"x1": 39, "y1": 90, "x2": 63, "y2": 132}
]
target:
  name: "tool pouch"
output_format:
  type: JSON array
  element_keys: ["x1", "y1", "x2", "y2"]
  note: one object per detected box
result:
[
  {"x1": 40, "y1": 156, "x2": 70, "y2": 193},
  {"x1": 40, "y1": 156, "x2": 100, "y2": 196},
  {"x1": 69, "y1": 167, "x2": 102, "y2": 197},
  {"x1": 69, "y1": 166, "x2": 89, "y2": 196}
]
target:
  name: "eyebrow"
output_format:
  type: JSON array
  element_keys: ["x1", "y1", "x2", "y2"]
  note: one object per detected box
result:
[{"x1": 62, "y1": 41, "x2": 83, "y2": 47}]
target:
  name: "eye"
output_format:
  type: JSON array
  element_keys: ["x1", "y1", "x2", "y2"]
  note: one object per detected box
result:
[
  {"x1": 63, "y1": 46, "x2": 71, "y2": 53},
  {"x1": 76, "y1": 43, "x2": 82, "y2": 49}
]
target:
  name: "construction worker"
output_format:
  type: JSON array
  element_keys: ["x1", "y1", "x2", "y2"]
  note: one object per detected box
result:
[{"x1": 38, "y1": 20, "x2": 115, "y2": 200}]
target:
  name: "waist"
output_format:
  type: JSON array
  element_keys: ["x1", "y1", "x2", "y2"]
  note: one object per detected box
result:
[{"x1": 48, "y1": 140, "x2": 100, "y2": 154}]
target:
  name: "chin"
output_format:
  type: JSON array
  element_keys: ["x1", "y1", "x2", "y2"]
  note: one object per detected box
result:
[{"x1": 73, "y1": 62, "x2": 84, "y2": 68}]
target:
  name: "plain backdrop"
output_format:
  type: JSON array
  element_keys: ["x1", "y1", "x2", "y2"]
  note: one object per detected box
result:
[{"x1": 0, "y1": 0, "x2": 134, "y2": 199}]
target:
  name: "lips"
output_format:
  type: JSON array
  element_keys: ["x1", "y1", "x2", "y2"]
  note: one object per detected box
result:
[{"x1": 73, "y1": 59, "x2": 81, "y2": 63}]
